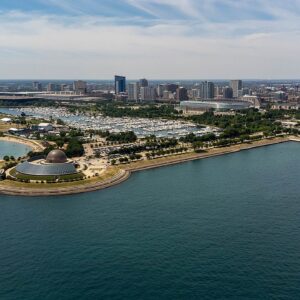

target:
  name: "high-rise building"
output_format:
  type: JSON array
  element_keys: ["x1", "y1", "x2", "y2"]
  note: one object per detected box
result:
[
  {"x1": 190, "y1": 89, "x2": 200, "y2": 99},
  {"x1": 230, "y1": 80, "x2": 242, "y2": 98},
  {"x1": 128, "y1": 82, "x2": 140, "y2": 101},
  {"x1": 139, "y1": 78, "x2": 148, "y2": 88},
  {"x1": 176, "y1": 87, "x2": 188, "y2": 101},
  {"x1": 165, "y1": 84, "x2": 179, "y2": 93},
  {"x1": 47, "y1": 83, "x2": 58, "y2": 92},
  {"x1": 223, "y1": 86, "x2": 233, "y2": 99},
  {"x1": 115, "y1": 75, "x2": 126, "y2": 94},
  {"x1": 140, "y1": 87, "x2": 156, "y2": 102},
  {"x1": 33, "y1": 81, "x2": 42, "y2": 91},
  {"x1": 157, "y1": 84, "x2": 166, "y2": 98},
  {"x1": 200, "y1": 81, "x2": 214, "y2": 99},
  {"x1": 60, "y1": 84, "x2": 70, "y2": 91},
  {"x1": 163, "y1": 90, "x2": 173, "y2": 101},
  {"x1": 73, "y1": 80, "x2": 87, "y2": 94}
]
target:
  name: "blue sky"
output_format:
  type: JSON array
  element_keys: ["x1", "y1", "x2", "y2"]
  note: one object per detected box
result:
[{"x1": 0, "y1": 0, "x2": 300, "y2": 79}]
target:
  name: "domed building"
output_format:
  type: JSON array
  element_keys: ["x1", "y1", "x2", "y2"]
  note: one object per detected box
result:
[
  {"x1": 15, "y1": 149, "x2": 78, "y2": 177},
  {"x1": 46, "y1": 150, "x2": 68, "y2": 164}
]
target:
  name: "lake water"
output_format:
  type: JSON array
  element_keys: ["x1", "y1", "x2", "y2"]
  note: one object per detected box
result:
[
  {"x1": 0, "y1": 142, "x2": 300, "y2": 299},
  {"x1": 0, "y1": 140, "x2": 32, "y2": 159}
]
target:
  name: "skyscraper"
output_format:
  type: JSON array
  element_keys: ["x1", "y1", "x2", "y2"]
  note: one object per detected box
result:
[
  {"x1": 73, "y1": 80, "x2": 87, "y2": 94},
  {"x1": 230, "y1": 80, "x2": 242, "y2": 98},
  {"x1": 33, "y1": 81, "x2": 42, "y2": 91},
  {"x1": 140, "y1": 87, "x2": 156, "y2": 102},
  {"x1": 200, "y1": 81, "x2": 214, "y2": 99},
  {"x1": 157, "y1": 84, "x2": 166, "y2": 98},
  {"x1": 223, "y1": 86, "x2": 233, "y2": 99},
  {"x1": 115, "y1": 75, "x2": 126, "y2": 94},
  {"x1": 139, "y1": 78, "x2": 148, "y2": 88},
  {"x1": 165, "y1": 84, "x2": 179, "y2": 93},
  {"x1": 176, "y1": 87, "x2": 188, "y2": 101},
  {"x1": 128, "y1": 82, "x2": 140, "y2": 101}
]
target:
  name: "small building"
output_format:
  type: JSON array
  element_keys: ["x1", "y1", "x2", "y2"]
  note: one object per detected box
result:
[
  {"x1": 1, "y1": 117, "x2": 12, "y2": 123},
  {"x1": 38, "y1": 123, "x2": 53, "y2": 132},
  {"x1": 8, "y1": 128, "x2": 30, "y2": 136}
]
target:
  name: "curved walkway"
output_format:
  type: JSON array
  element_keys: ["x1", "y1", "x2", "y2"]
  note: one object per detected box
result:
[{"x1": 0, "y1": 169, "x2": 130, "y2": 197}]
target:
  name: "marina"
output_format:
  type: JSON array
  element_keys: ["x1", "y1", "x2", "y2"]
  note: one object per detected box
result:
[{"x1": 0, "y1": 107, "x2": 216, "y2": 138}]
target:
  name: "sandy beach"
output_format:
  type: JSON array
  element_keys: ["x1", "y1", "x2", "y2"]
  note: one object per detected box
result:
[{"x1": 0, "y1": 135, "x2": 44, "y2": 155}]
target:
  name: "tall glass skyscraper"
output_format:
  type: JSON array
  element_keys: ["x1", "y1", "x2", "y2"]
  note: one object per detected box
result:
[
  {"x1": 200, "y1": 81, "x2": 215, "y2": 99},
  {"x1": 115, "y1": 75, "x2": 126, "y2": 94},
  {"x1": 230, "y1": 80, "x2": 243, "y2": 98}
]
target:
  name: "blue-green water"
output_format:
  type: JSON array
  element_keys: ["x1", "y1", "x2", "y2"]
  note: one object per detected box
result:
[
  {"x1": 0, "y1": 140, "x2": 32, "y2": 159},
  {"x1": 0, "y1": 142, "x2": 300, "y2": 299}
]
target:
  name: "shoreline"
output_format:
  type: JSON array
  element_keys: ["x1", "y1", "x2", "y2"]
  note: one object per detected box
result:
[
  {"x1": 0, "y1": 136, "x2": 299, "y2": 197},
  {"x1": 125, "y1": 136, "x2": 295, "y2": 172},
  {"x1": 0, "y1": 135, "x2": 44, "y2": 155}
]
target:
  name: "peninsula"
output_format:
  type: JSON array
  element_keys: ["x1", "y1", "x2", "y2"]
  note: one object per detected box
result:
[{"x1": 1, "y1": 79, "x2": 300, "y2": 196}]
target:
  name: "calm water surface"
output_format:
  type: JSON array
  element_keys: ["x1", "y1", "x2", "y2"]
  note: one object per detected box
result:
[
  {"x1": 0, "y1": 140, "x2": 32, "y2": 159},
  {"x1": 0, "y1": 142, "x2": 300, "y2": 299}
]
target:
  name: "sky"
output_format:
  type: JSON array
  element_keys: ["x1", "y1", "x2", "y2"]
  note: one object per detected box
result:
[{"x1": 0, "y1": 0, "x2": 300, "y2": 79}]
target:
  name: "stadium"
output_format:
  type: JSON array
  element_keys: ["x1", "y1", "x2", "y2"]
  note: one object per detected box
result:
[{"x1": 180, "y1": 100, "x2": 252, "y2": 113}]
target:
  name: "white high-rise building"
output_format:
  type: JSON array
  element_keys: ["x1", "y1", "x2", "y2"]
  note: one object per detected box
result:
[
  {"x1": 140, "y1": 87, "x2": 156, "y2": 102},
  {"x1": 157, "y1": 84, "x2": 166, "y2": 98},
  {"x1": 230, "y1": 80, "x2": 243, "y2": 98},
  {"x1": 128, "y1": 82, "x2": 140, "y2": 101}
]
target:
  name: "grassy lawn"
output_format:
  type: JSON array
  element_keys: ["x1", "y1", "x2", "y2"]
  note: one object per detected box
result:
[
  {"x1": 0, "y1": 121, "x2": 25, "y2": 133},
  {"x1": 0, "y1": 123, "x2": 12, "y2": 132}
]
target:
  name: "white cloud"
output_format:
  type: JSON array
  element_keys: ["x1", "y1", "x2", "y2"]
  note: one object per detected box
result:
[{"x1": 0, "y1": 6, "x2": 300, "y2": 79}]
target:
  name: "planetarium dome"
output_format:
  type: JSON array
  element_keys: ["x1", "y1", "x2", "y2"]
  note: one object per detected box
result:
[
  {"x1": 46, "y1": 150, "x2": 68, "y2": 164},
  {"x1": 16, "y1": 149, "x2": 77, "y2": 176}
]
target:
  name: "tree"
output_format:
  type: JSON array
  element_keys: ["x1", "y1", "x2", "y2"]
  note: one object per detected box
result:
[{"x1": 65, "y1": 139, "x2": 84, "y2": 157}]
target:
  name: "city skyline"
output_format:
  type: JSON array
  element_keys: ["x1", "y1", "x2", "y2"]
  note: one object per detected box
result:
[{"x1": 1, "y1": 0, "x2": 300, "y2": 79}]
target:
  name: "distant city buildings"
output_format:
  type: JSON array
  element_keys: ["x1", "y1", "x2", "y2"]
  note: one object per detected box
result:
[
  {"x1": 230, "y1": 80, "x2": 243, "y2": 98},
  {"x1": 19, "y1": 76, "x2": 299, "y2": 109},
  {"x1": 115, "y1": 75, "x2": 126, "y2": 94}
]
